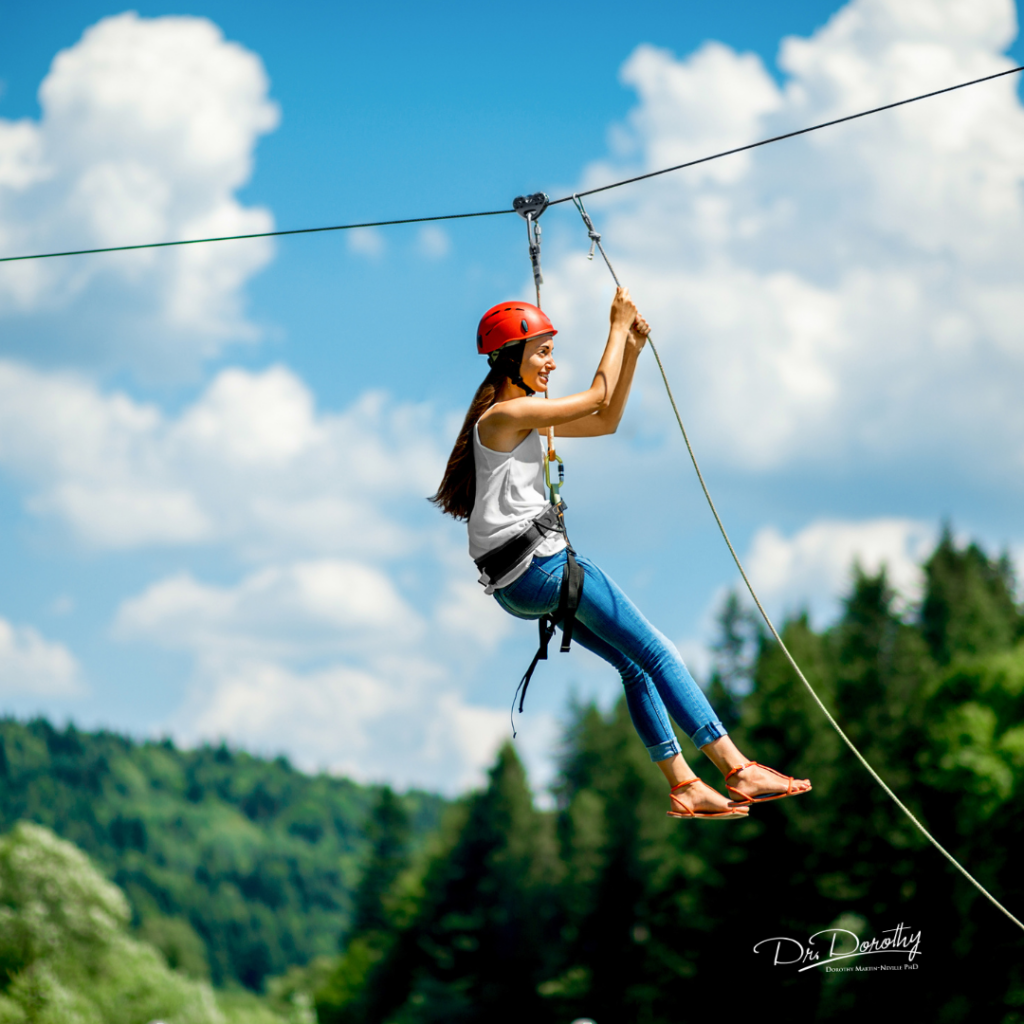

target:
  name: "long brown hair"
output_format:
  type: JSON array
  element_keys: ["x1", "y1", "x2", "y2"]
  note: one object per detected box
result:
[{"x1": 430, "y1": 342, "x2": 527, "y2": 520}]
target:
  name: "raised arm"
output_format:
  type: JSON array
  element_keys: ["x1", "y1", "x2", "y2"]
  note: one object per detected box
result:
[
  {"x1": 478, "y1": 289, "x2": 639, "y2": 451},
  {"x1": 555, "y1": 315, "x2": 649, "y2": 437}
]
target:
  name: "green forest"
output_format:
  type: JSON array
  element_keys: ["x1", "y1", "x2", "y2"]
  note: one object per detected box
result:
[
  {"x1": 1, "y1": 528, "x2": 1023, "y2": 1022},
  {"x1": 0, "y1": 721, "x2": 445, "y2": 994}
]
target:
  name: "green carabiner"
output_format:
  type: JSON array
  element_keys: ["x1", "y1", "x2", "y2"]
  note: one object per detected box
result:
[{"x1": 545, "y1": 451, "x2": 565, "y2": 505}]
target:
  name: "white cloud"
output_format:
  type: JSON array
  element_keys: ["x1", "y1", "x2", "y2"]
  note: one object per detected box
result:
[
  {"x1": 170, "y1": 658, "x2": 512, "y2": 793},
  {"x1": 746, "y1": 517, "x2": 936, "y2": 623},
  {"x1": 544, "y1": 0, "x2": 1024, "y2": 480},
  {"x1": 416, "y1": 225, "x2": 451, "y2": 259},
  {"x1": 347, "y1": 227, "x2": 386, "y2": 259},
  {"x1": 114, "y1": 560, "x2": 426, "y2": 659},
  {"x1": 612, "y1": 41, "x2": 783, "y2": 184},
  {"x1": 0, "y1": 12, "x2": 279, "y2": 376},
  {"x1": 0, "y1": 618, "x2": 83, "y2": 697},
  {"x1": 0, "y1": 360, "x2": 444, "y2": 555},
  {"x1": 0, "y1": 346, "x2": 524, "y2": 789},
  {"x1": 115, "y1": 557, "x2": 515, "y2": 792}
]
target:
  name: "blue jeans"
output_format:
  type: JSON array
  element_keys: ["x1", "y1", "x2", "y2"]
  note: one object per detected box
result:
[{"x1": 494, "y1": 548, "x2": 726, "y2": 761}]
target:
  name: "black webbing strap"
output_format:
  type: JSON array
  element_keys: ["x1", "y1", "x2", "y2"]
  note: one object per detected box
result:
[
  {"x1": 475, "y1": 501, "x2": 565, "y2": 588},
  {"x1": 510, "y1": 503, "x2": 584, "y2": 736},
  {"x1": 557, "y1": 531, "x2": 583, "y2": 653}
]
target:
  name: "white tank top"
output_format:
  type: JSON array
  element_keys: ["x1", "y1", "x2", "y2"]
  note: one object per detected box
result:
[{"x1": 468, "y1": 423, "x2": 566, "y2": 593}]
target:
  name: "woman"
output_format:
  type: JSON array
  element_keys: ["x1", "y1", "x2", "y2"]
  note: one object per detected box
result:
[{"x1": 431, "y1": 289, "x2": 810, "y2": 818}]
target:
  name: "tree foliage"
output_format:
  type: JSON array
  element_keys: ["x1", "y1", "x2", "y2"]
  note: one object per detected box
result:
[
  {"x1": 0, "y1": 726, "x2": 444, "y2": 993},
  {"x1": 304, "y1": 531, "x2": 1024, "y2": 1022},
  {"x1": 2, "y1": 531, "x2": 1022, "y2": 1021},
  {"x1": 0, "y1": 821, "x2": 227, "y2": 1024}
]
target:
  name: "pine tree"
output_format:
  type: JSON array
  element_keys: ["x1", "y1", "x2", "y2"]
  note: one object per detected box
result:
[
  {"x1": 705, "y1": 590, "x2": 761, "y2": 731},
  {"x1": 921, "y1": 526, "x2": 1022, "y2": 664},
  {"x1": 355, "y1": 744, "x2": 562, "y2": 1023},
  {"x1": 349, "y1": 787, "x2": 411, "y2": 940}
]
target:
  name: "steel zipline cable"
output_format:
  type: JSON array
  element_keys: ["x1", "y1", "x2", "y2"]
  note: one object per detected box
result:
[
  {"x1": 1, "y1": 52, "x2": 1022, "y2": 933},
  {"x1": 1, "y1": 62, "x2": 1021, "y2": 263}
]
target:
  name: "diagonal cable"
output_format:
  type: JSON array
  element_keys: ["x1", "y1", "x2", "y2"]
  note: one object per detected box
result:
[
  {"x1": 1, "y1": 63, "x2": 1021, "y2": 263},
  {"x1": 551, "y1": 62, "x2": 1024, "y2": 203},
  {"x1": 570, "y1": 192, "x2": 1024, "y2": 937}
]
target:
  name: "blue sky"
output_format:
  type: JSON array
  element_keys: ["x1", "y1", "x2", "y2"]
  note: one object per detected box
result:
[{"x1": 2, "y1": 0, "x2": 1023, "y2": 794}]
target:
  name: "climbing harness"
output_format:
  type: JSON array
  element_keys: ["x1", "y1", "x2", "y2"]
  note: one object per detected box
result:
[
  {"x1": 472, "y1": 492, "x2": 583, "y2": 738},
  {"x1": 474, "y1": 501, "x2": 566, "y2": 589},
  {"x1": 569, "y1": 193, "x2": 1024, "y2": 935},
  {"x1": 509, "y1": 502, "x2": 583, "y2": 739}
]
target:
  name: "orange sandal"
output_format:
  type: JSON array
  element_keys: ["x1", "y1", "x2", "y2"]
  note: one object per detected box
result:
[
  {"x1": 668, "y1": 777, "x2": 750, "y2": 820},
  {"x1": 724, "y1": 761, "x2": 811, "y2": 806}
]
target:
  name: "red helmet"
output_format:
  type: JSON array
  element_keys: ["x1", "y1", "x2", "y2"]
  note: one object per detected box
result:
[{"x1": 477, "y1": 301, "x2": 557, "y2": 358}]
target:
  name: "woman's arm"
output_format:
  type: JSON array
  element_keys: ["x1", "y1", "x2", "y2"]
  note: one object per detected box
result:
[
  {"x1": 480, "y1": 289, "x2": 638, "y2": 445},
  {"x1": 555, "y1": 318, "x2": 648, "y2": 437}
]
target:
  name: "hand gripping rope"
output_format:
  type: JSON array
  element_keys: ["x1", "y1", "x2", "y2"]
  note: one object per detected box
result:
[{"x1": 570, "y1": 193, "x2": 1024, "y2": 936}]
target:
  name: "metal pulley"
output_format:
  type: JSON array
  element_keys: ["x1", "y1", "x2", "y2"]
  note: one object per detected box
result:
[{"x1": 513, "y1": 192, "x2": 549, "y2": 307}]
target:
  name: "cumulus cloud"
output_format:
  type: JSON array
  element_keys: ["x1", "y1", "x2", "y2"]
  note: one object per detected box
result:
[
  {"x1": 171, "y1": 660, "x2": 513, "y2": 793},
  {"x1": 0, "y1": 618, "x2": 83, "y2": 697},
  {"x1": 347, "y1": 227, "x2": 386, "y2": 259},
  {"x1": 0, "y1": 348, "x2": 524, "y2": 789},
  {"x1": 0, "y1": 359, "x2": 444, "y2": 555},
  {"x1": 114, "y1": 560, "x2": 426, "y2": 659},
  {"x1": 0, "y1": 12, "x2": 279, "y2": 376},
  {"x1": 115, "y1": 558, "x2": 514, "y2": 792},
  {"x1": 746, "y1": 517, "x2": 937, "y2": 623},
  {"x1": 544, "y1": 0, "x2": 1024, "y2": 481},
  {"x1": 415, "y1": 225, "x2": 451, "y2": 259}
]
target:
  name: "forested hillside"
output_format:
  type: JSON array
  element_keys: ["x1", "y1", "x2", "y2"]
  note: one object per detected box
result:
[
  {"x1": 295, "y1": 529, "x2": 1024, "y2": 1022},
  {"x1": 0, "y1": 821, "x2": 288, "y2": 1024},
  {"x1": 0, "y1": 723, "x2": 444, "y2": 992},
  {"x1": 1, "y1": 529, "x2": 1022, "y2": 1022}
]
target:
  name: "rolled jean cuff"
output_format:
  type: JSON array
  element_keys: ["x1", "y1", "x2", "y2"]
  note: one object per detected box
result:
[
  {"x1": 646, "y1": 737, "x2": 682, "y2": 763},
  {"x1": 691, "y1": 719, "x2": 727, "y2": 749}
]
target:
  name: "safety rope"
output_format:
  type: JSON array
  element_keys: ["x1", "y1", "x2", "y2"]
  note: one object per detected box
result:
[
  {"x1": 513, "y1": 194, "x2": 561, "y2": 484},
  {"x1": 2, "y1": 64, "x2": 1020, "y2": 264},
  {"x1": 570, "y1": 193, "x2": 1024, "y2": 936}
]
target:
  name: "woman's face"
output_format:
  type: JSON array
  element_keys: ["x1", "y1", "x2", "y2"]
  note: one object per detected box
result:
[{"x1": 520, "y1": 334, "x2": 556, "y2": 393}]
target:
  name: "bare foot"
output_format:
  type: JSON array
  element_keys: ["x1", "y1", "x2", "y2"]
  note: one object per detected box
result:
[
  {"x1": 669, "y1": 777, "x2": 750, "y2": 819},
  {"x1": 724, "y1": 762, "x2": 811, "y2": 805}
]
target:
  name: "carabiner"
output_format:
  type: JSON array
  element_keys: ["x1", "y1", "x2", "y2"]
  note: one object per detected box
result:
[{"x1": 544, "y1": 450, "x2": 565, "y2": 505}]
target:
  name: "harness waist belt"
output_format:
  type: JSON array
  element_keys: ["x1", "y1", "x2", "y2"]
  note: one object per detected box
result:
[{"x1": 474, "y1": 500, "x2": 566, "y2": 587}]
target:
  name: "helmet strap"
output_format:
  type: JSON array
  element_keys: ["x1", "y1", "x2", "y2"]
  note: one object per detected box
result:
[
  {"x1": 512, "y1": 372, "x2": 535, "y2": 398},
  {"x1": 488, "y1": 343, "x2": 535, "y2": 397}
]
